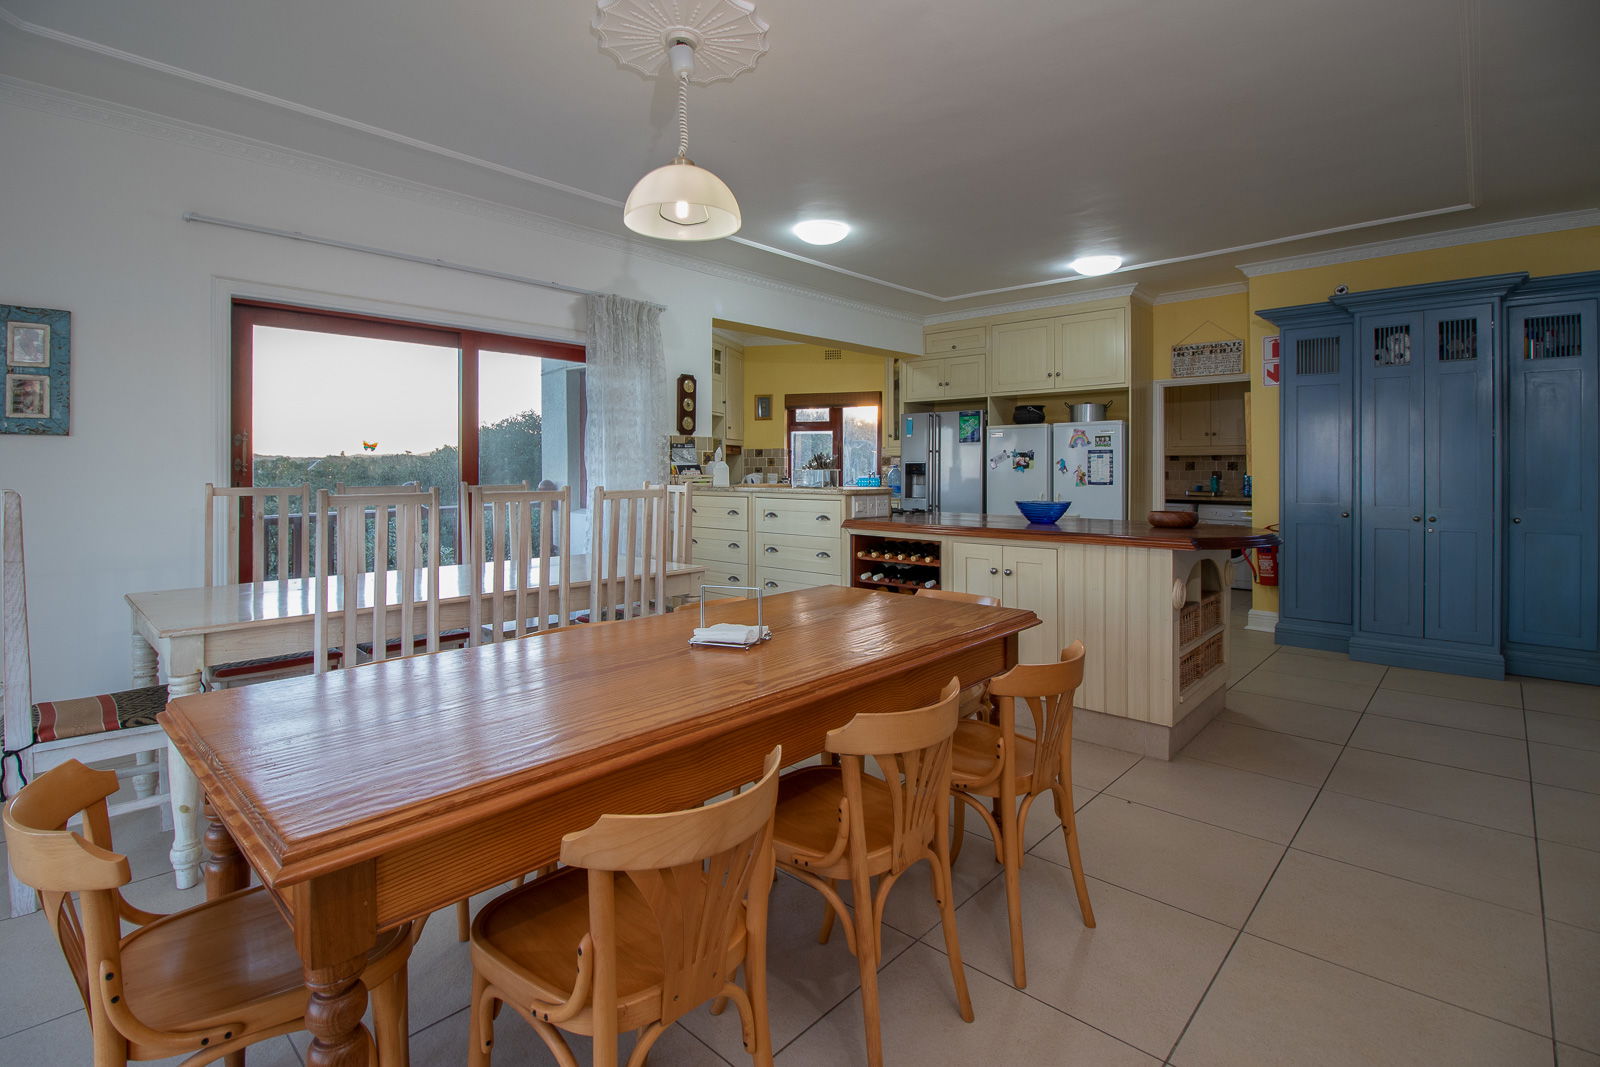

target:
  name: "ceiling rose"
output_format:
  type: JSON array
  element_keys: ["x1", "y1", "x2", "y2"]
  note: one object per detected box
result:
[{"x1": 593, "y1": 0, "x2": 770, "y2": 84}]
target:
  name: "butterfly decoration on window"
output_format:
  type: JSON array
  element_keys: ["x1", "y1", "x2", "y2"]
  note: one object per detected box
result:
[{"x1": 362, "y1": 440, "x2": 377, "y2": 452}]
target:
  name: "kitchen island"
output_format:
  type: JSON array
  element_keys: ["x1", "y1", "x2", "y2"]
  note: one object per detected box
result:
[{"x1": 842, "y1": 512, "x2": 1278, "y2": 758}]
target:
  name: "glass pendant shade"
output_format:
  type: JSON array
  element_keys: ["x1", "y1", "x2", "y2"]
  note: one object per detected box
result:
[{"x1": 624, "y1": 157, "x2": 741, "y2": 240}]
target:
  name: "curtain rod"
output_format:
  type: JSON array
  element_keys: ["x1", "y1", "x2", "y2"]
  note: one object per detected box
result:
[{"x1": 182, "y1": 212, "x2": 664, "y2": 310}]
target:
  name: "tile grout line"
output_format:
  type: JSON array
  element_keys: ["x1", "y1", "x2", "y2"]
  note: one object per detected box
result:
[{"x1": 1524, "y1": 690, "x2": 1561, "y2": 1065}]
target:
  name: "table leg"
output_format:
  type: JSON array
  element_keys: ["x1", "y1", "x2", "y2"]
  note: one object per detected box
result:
[
  {"x1": 296, "y1": 867, "x2": 381, "y2": 1067},
  {"x1": 306, "y1": 960, "x2": 372, "y2": 1067},
  {"x1": 162, "y1": 642, "x2": 206, "y2": 888},
  {"x1": 130, "y1": 631, "x2": 159, "y2": 686},
  {"x1": 203, "y1": 797, "x2": 250, "y2": 898}
]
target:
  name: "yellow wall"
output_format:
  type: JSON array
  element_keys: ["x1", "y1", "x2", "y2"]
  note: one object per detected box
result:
[
  {"x1": 1150, "y1": 292, "x2": 1252, "y2": 379},
  {"x1": 1241, "y1": 223, "x2": 1600, "y2": 613},
  {"x1": 739, "y1": 343, "x2": 891, "y2": 449}
]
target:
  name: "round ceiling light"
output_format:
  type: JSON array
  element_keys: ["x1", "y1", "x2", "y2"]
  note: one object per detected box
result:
[
  {"x1": 1069, "y1": 255, "x2": 1123, "y2": 277},
  {"x1": 792, "y1": 219, "x2": 851, "y2": 245}
]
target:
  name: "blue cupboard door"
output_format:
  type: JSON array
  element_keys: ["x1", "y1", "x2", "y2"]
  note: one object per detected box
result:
[
  {"x1": 1280, "y1": 324, "x2": 1354, "y2": 628},
  {"x1": 1506, "y1": 298, "x2": 1598, "y2": 651},
  {"x1": 1422, "y1": 305, "x2": 1497, "y2": 646},
  {"x1": 1358, "y1": 312, "x2": 1425, "y2": 638}
]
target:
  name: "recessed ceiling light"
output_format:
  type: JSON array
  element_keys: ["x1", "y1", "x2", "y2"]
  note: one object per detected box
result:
[
  {"x1": 1069, "y1": 255, "x2": 1123, "y2": 276},
  {"x1": 792, "y1": 219, "x2": 851, "y2": 245}
]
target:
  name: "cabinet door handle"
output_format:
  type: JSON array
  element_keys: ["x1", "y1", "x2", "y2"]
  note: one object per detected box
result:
[
  {"x1": 764, "y1": 546, "x2": 778, "y2": 553},
  {"x1": 1340, "y1": 512, "x2": 1349, "y2": 518},
  {"x1": 989, "y1": 567, "x2": 999, "y2": 575},
  {"x1": 1512, "y1": 516, "x2": 1522, "y2": 524},
  {"x1": 1003, "y1": 568, "x2": 1014, "y2": 577},
  {"x1": 1411, "y1": 515, "x2": 1421, "y2": 522}
]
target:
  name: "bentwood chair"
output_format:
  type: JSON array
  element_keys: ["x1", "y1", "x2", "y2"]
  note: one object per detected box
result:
[
  {"x1": 771, "y1": 680, "x2": 973, "y2": 1067},
  {"x1": 468, "y1": 747, "x2": 781, "y2": 1067},
  {"x1": 466, "y1": 486, "x2": 573, "y2": 643},
  {"x1": 949, "y1": 642, "x2": 1093, "y2": 988},
  {"x1": 590, "y1": 486, "x2": 670, "y2": 620},
  {"x1": 4, "y1": 759, "x2": 418, "y2": 1066},
  {"x1": 2, "y1": 490, "x2": 170, "y2": 917}
]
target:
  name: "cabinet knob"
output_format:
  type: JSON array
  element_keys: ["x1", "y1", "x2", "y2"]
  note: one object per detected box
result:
[
  {"x1": 1428, "y1": 516, "x2": 1437, "y2": 523},
  {"x1": 1003, "y1": 568, "x2": 1013, "y2": 577},
  {"x1": 989, "y1": 567, "x2": 999, "y2": 575},
  {"x1": 1340, "y1": 512, "x2": 1350, "y2": 518},
  {"x1": 1411, "y1": 515, "x2": 1421, "y2": 522},
  {"x1": 1512, "y1": 516, "x2": 1522, "y2": 524}
]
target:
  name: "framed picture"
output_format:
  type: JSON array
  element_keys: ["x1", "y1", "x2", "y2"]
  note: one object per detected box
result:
[
  {"x1": 754, "y1": 394, "x2": 773, "y2": 420},
  {"x1": 5, "y1": 374, "x2": 49, "y2": 418},
  {"x1": 6, "y1": 322, "x2": 48, "y2": 367},
  {"x1": 1, "y1": 305, "x2": 70, "y2": 435}
]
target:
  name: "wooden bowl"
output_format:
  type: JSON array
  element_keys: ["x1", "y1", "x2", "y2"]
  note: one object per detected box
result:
[{"x1": 1147, "y1": 509, "x2": 1199, "y2": 528}]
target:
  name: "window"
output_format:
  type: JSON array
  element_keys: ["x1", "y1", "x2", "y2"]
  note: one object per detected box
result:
[
  {"x1": 231, "y1": 301, "x2": 584, "y2": 562},
  {"x1": 785, "y1": 392, "x2": 880, "y2": 486}
]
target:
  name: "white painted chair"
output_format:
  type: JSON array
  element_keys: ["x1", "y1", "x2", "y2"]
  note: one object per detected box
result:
[
  {"x1": 646, "y1": 482, "x2": 693, "y2": 564},
  {"x1": 589, "y1": 485, "x2": 671, "y2": 620},
  {"x1": 2, "y1": 489, "x2": 171, "y2": 917},
  {"x1": 466, "y1": 486, "x2": 573, "y2": 642}
]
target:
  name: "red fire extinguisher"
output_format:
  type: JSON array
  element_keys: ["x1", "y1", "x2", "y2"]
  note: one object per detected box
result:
[{"x1": 1247, "y1": 524, "x2": 1280, "y2": 586}]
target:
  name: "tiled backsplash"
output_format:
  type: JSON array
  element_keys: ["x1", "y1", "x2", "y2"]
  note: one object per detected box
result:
[
  {"x1": 733, "y1": 447, "x2": 787, "y2": 482},
  {"x1": 1165, "y1": 454, "x2": 1248, "y2": 498}
]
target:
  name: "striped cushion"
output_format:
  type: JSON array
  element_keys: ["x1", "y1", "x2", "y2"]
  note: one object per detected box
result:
[
  {"x1": 209, "y1": 649, "x2": 341, "y2": 681},
  {"x1": 355, "y1": 630, "x2": 472, "y2": 656},
  {"x1": 31, "y1": 684, "x2": 169, "y2": 743}
]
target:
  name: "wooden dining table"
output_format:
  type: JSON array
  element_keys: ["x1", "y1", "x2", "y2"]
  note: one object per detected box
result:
[
  {"x1": 127, "y1": 555, "x2": 707, "y2": 888},
  {"x1": 158, "y1": 585, "x2": 1036, "y2": 1066}
]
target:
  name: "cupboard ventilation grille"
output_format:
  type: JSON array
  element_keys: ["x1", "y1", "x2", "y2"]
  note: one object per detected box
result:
[
  {"x1": 823, "y1": 349, "x2": 842, "y2": 360},
  {"x1": 1437, "y1": 318, "x2": 1479, "y2": 362},
  {"x1": 1522, "y1": 313, "x2": 1582, "y2": 360},
  {"x1": 1373, "y1": 325, "x2": 1411, "y2": 366},
  {"x1": 1295, "y1": 335, "x2": 1340, "y2": 376}
]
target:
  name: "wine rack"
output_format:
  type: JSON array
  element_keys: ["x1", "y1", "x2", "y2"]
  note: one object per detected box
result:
[{"x1": 850, "y1": 535, "x2": 942, "y2": 594}]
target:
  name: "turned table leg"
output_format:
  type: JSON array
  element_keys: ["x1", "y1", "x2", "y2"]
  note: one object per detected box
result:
[
  {"x1": 203, "y1": 797, "x2": 250, "y2": 898},
  {"x1": 305, "y1": 959, "x2": 372, "y2": 1067}
]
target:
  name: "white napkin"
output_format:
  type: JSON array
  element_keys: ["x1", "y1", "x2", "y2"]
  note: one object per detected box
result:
[{"x1": 689, "y1": 623, "x2": 771, "y2": 646}]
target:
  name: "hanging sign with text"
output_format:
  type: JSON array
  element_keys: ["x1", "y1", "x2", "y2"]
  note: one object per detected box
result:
[{"x1": 1171, "y1": 338, "x2": 1244, "y2": 378}]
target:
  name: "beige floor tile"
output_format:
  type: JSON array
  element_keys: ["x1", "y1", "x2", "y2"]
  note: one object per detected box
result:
[
  {"x1": 1366, "y1": 688, "x2": 1527, "y2": 739},
  {"x1": 1381, "y1": 667, "x2": 1523, "y2": 708},
  {"x1": 1261, "y1": 648, "x2": 1390, "y2": 686},
  {"x1": 1181, "y1": 720, "x2": 1342, "y2": 786},
  {"x1": 1232, "y1": 668, "x2": 1376, "y2": 711},
  {"x1": 774, "y1": 942, "x2": 1158, "y2": 1066},
  {"x1": 1107, "y1": 756, "x2": 1317, "y2": 845},
  {"x1": 1522, "y1": 678, "x2": 1600, "y2": 721},
  {"x1": 956, "y1": 869, "x2": 1236, "y2": 1058},
  {"x1": 404, "y1": 1001, "x2": 732, "y2": 1065},
  {"x1": 1172, "y1": 934, "x2": 1555, "y2": 1067},
  {"x1": 1536, "y1": 784, "x2": 1600, "y2": 852},
  {"x1": 0, "y1": 1012, "x2": 307, "y2": 1067},
  {"x1": 1530, "y1": 710, "x2": 1600, "y2": 752},
  {"x1": 1246, "y1": 851, "x2": 1549, "y2": 1034},
  {"x1": 1350, "y1": 715, "x2": 1530, "y2": 780},
  {"x1": 1266, "y1": 644, "x2": 1352, "y2": 661},
  {"x1": 1542, "y1": 841, "x2": 1600, "y2": 933},
  {"x1": 1031, "y1": 795, "x2": 1284, "y2": 927},
  {"x1": 875, "y1": 830, "x2": 1010, "y2": 942},
  {"x1": 0, "y1": 910, "x2": 89, "y2": 1039},
  {"x1": 1220, "y1": 690, "x2": 1361, "y2": 744},
  {"x1": 1549, "y1": 920, "x2": 1600, "y2": 1054},
  {"x1": 1325, "y1": 748, "x2": 1534, "y2": 835},
  {"x1": 1561, "y1": 1044, "x2": 1600, "y2": 1067},
  {"x1": 1070, "y1": 739, "x2": 1143, "y2": 792},
  {"x1": 1293, "y1": 791, "x2": 1541, "y2": 913},
  {"x1": 954, "y1": 784, "x2": 1086, "y2": 854},
  {"x1": 1531, "y1": 743, "x2": 1600, "y2": 795}
]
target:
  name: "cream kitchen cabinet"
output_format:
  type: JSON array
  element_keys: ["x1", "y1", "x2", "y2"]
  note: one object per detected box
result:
[
  {"x1": 688, "y1": 492, "x2": 752, "y2": 595},
  {"x1": 923, "y1": 325, "x2": 987, "y2": 355},
  {"x1": 902, "y1": 353, "x2": 987, "y2": 402},
  {"x1": 1164, "y1": 382, "x2": 1246, "y2": 454},
  {"x1": 988, "y1": 308, "x2": 1128, "y2": 395},
  {"x1": 950, "y1": 540, "x2": 1060, "y2": 664},
  {"x1": 752, "y1": 493, "x2": 843, "y2": 592},
  {"x1": 711, "y1": 338, "x2": 744, "y2": 444}
]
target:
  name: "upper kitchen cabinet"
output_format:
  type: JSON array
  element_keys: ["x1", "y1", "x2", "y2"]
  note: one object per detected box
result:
[
  {"x1": 712, "y1": 336, "x2": 745, "y2": 444},
  {"x1": 1165, "y1": 382, "x2": 1247, "y2": 454},
  {"x1": 988, "y1": 307, "x2": 1129, "y2": 395},
  {"x1": 902, "y1": 352, "x2": 987, "y2": 402},
  {"x1": 923, "y1": 325, "x2": 987, "y2": 355}
]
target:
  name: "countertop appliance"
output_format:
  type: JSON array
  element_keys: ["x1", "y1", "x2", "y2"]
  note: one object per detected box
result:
[
  {"x1": 1051, "y1": 420, "x2": 1127, "y2": 520},
  {"x1": 985, "y1": 423, "x2": 1052, "y2": 513},
  {"x1": 901, "y1": 410, "x2": 986, "y2": 513}
]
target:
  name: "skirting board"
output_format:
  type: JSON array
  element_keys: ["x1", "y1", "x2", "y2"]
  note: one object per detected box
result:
[
  {"x1": 1245, "y1": 608, "x2": 1278, "y2": 634},
  {"x1": 1073, "y1": 685, "x2": 1228, "y2": 761}
]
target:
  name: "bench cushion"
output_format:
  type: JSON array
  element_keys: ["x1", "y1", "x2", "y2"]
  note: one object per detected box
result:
[{"x1": 31, "y1": 684, "x2": 169, "y2": 742}]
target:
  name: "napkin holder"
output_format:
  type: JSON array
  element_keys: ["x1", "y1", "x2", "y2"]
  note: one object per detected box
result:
[{"x1": 691, "y1": 585, "x2": 771, "y2": 648}]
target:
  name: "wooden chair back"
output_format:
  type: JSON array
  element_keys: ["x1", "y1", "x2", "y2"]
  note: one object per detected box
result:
[
  {"x1": 467, "y1": 486, "x2": 573, "y2": 642},
  {"x1": 590, "y1": 485, "x2": 670, "y2": 620},
  {"x1": 914, "y1": 587, "x2": 1000, "y2": 607},
  {"x1": 986, "y1": 641, "x2": 1087, "y2": 791},
  {"x1": 334, "y1": 481, "x2": 423, "y2": 495},
  {"x1": 203, "y1": 483, "x2": 313, "y2": 585},
  {"x1": 646, "y1": 482, "x2": 693, "y2": 564},
  {"x1": 560, "y1": 747, "x2": 781, "y2": 1031},
  {"x1": 313, "y1": 489, "x2": 443, "y2": 671},
  {"x1": 825, "y1": 678, "x2": 961, "y2": 876}
]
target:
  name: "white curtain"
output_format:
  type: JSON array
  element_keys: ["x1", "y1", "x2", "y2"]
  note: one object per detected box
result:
[{"x1": 584, "y1": 294, "x2": 667, "y2": 498}]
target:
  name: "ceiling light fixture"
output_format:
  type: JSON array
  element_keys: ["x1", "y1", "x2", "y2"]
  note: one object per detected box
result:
[
  {"x1": 1069, "y1": 255, "x2": 1124, "y2": 277},
  {"x1": 595, "y1": 0, "x2": 770, "y2": 242},
  {"x1": 792, "y1": 219, "x2": 851, "y2": 245}
]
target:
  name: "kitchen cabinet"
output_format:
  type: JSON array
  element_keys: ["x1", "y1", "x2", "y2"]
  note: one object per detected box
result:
[
  {"x1": 711, "y1": 338, "x2": 744, "y2": 444},
  {"x1": 987, "y1": 308, "x2": 1127, "y2": 396},
  {"x1": 753, "y1": 493, "x2": 844, "y2": 593},
  {"x1": 902, "y1": 353, "x2": 986, "y2": 402},
  {"x1": 924, "y1": 325, "x2": 987, "y2": 355},
  {"x1": 951, "y1": 540, "x2": 1059, "y2": 664},
  {"x1": 688, "y1": 491, "x2": 753, "y2": 595},
  {"x1": 1165, "y1": 382, "x2": 1247, "y2": 454}
]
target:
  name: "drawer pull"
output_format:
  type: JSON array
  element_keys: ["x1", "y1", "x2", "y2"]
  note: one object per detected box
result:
[
  {"x1": 727, "y1": 509, "x2": 740, "y2": 516},
  {"x1": 764, "y1": 580, "x2": 779, "y2": 589},
  {"x1": 728, "y1": 575, "x2": 741, "y2": 582},
  {"x1": 815, "y1": 514, "x2": 831, "y2": 522},
  {"x1": 765, "y1": 511, "x2": 779, "y2": 518},
  {"x1": 816, "y1": 551, "x2": 831, "y2": 559},
  {"x1": 729, "y1": 542, "x2": 741, "y2": 549},
  {"x1": 764, "y1": 546, "x2": 779, "y2": 553}
]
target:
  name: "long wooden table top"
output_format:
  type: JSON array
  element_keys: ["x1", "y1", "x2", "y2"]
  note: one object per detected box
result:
[{"x1": 159, "y1": 586, "x2": 1037, "y2": 890}]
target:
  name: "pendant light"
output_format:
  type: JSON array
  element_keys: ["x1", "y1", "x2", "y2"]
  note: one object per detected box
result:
[{"x1": 594, "y1": 0, "x2": 769, "y2": 242}]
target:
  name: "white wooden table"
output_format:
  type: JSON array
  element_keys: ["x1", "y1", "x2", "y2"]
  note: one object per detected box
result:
[{"x1": 127, "y1": 556, "x2": 706, "y2": 887}]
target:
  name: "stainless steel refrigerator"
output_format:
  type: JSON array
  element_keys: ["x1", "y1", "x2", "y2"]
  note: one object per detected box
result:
[
  {"x1": 901, "y1": 410, "x2": 986, "y2": 513},
  {"x1": 1051, "y1": 419, "x2": 1127, "y2": 519},
  {"x1": 984, "y1": 424, "x2": 1053, "y2": 513}
]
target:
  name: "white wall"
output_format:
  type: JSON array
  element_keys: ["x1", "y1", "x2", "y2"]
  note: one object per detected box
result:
[{"x1": 0, "y1": 84, "x2": 920, "y2": 698}]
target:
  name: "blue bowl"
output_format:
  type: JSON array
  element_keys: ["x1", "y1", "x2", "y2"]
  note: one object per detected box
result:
[{"x1": 1016, "y1": 500, "x2": 1070, "y2": 524}]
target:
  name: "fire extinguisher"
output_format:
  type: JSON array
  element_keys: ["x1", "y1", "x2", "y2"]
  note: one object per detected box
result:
[{"x1": 1247, "y1": 524, "x2": 1280, "y2": 586}]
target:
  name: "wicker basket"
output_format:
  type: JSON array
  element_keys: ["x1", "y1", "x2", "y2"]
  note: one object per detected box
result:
[
  {"x1": 1200, "y1": 592, "x2": 1223, "y2": 631},
  {"x1": 1178, "y1": 632, "x2": 1225, "y2": 691},
  {"x1": 1178, "y1": 600, "x2": 1204, "y2": 644}
]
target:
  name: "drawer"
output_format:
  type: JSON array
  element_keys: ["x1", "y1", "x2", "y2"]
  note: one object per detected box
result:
[
  {"x1": 691, "y1": 533, "x2": 749, "y2": 565},
  {"x1": 755, "y1": 532, "x2": 842, "y2": 577},
  {"x1": 753, "y1": 565, "x2": 836, "y2": 596},
  {"x1": 698, "y1": 563, "x2": 752, "y2": 595},
  {"x1": 754, "y1": 496, "x2": 842, "y2": 536},
  {"x1": 924, "y1": 325, "x2": 987, "y2": 355},
  {"x1": 691, "y1": 496, "x2": 749, "y2": 531}
]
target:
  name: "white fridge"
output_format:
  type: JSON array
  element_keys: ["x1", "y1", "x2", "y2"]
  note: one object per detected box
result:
[
  {"x1": 1051, "y1": 420, "x2": 1127, "y2": 520},
  {"x1": 984, "y1": 424, "x2": 1053, "y2": 513}
]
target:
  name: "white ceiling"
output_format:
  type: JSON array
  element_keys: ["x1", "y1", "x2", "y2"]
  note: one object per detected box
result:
[{"x1": 3, "y1": 0, "x2": 1596, "y2": 317}]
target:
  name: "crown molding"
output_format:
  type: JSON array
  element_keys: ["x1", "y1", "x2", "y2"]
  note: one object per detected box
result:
[
  {"x1": 1236, "y1": 209, "x2": 1600, "y2": 278},
  {"x1": 923, "y1": 283, "x2": 1141, "y2": 326},
  {"x1": 1151, "y1": 282, "x2": 1249, "y2": 305},
  {"x1": 0, "y1": 74, "x2": 922, "y2": 325}
]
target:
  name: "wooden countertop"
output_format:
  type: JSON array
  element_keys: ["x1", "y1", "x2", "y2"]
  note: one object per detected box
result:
[{"x1": 843, "y1": 511, "x2": 1277, "y2": 549}]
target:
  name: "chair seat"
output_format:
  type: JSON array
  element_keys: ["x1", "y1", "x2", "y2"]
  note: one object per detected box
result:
[
  {"x1": 950, "y1": 720, "x2": 1037, "y2": 796},
  {"x1": 772, "y1": 766, "x2": 898, "y2": 874},
  {"x1": 30, "y1": 684, "x2": 168, "y2": 743},
  {"x1": 207, "y1": 650, "x2": 341, "y2": 684},
  {"x1": 120, "y1": 884, "x2": 411, "y2": 1037},
  {"x1": 471, "y1": 865, "x2": 747, "y2": 1035}
]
